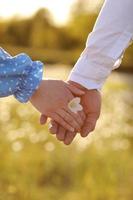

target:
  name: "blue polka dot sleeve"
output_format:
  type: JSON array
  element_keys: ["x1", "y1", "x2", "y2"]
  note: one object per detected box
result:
[{"x1": 0, "y1": 48, "x2": 44, "y2": 103}]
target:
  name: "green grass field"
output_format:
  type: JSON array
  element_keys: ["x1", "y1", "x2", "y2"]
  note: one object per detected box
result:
[{"x1": 0, "y1": 66, "x2": 133, "y2": 200}]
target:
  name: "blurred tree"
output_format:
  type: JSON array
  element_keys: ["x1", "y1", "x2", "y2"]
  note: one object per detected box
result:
[
  {"x1": 29, "y1": 8, "x2": 59, "y2": 48},
  {"x1": 67, "y1": 0, "x2": 98, "y2": 49},
  {"x1": 28, "y1": 8, "x2": 79, "y2": 50},
  {"x1": 0, "y1": 0, "x2": 132, "y2": 69},
  {"x1": 4, "y1": 18, "x2": 32, "y2": 46},
  {"x1": 0, "y1": 21, "x2": 7, "y2": 43}
]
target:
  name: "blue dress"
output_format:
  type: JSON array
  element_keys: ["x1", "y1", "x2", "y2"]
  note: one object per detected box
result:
[{"x1": 0, "y1": 48, "x2": 43, "y2": 103}]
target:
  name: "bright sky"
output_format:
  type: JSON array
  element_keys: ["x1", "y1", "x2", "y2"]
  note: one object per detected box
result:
[
  {"x1": 0, "y1": 0, "x2": 77, "y2": 24},
  {"x1": 0, "y1": 0, "x2": 100, "y2": 24}
]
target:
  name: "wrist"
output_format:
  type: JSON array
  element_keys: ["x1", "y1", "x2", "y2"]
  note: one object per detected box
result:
[
  {"x1": 30, "y1": 79, "x2": 44, "y2": 103},
  {"x1": 67, "y1": 80, "x2": 100, "y2": 94},
  {"x1": 68, "y1": 80, "x2": 86, "y2": 90},
  {"x1": 14, "y1": 61, "x2": 43, "y2": 103}
]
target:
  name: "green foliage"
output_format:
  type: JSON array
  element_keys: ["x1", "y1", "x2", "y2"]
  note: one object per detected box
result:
[
  {"x1": 68, "y1": 13, "x2": 97, "y2": 48},
  {"x1": 67, "y1": 0, "x2": 98, "y2": 48}
]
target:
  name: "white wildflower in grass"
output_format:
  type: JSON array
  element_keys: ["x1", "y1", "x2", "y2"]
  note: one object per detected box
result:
[{"x1": 68, "y1": 97, "x2": 83, "y2": 113}]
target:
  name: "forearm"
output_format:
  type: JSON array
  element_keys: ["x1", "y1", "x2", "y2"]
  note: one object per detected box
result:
[{"x1": 69, "y1": 0, "x2": 133, "y2": 90}]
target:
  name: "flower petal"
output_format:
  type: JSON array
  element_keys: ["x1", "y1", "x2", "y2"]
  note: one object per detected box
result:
[
  {"x1": 68, "y1": 97, "x2": 83, "y2": 113},
  {"x1": 77, "y1": 104, "x2": 83, "y2": 111},
  {"x1": 74, "y1": 97, "x2": 81, "y2": 104}
]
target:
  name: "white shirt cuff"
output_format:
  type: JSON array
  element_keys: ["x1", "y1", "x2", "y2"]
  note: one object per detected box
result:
[{"x1": 68, "y1": 72, "x2": 104, "y2": 91}]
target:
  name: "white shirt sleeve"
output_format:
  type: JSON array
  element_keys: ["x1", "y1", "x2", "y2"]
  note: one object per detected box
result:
[{"x1": 68, "y1": 0, "x2": 133, "y2": 90}]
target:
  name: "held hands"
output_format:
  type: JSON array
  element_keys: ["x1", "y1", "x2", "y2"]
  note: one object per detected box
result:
[
  {"x1": 40, "y1": 81, "x2": 101, "y2": 145},
  {"x1": 30, "y1": 79, "x2": 85, "y2": 132}
]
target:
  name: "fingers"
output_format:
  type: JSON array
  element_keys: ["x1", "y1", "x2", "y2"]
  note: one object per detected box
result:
[
  {"x1": 80, "y1": 113, "x2": 98, "y2": 137},
  {"x1": 49, "y1": 120, "x2": 67, "y2": 142},
  {"x1": 64, "y1": 108, "x2": 84, "y2": 128},
  {"x1": 56, "y1": 109, "x2": 81, "y2": 131},
  {"x1": 49, "y1": 119, "x2": 77, "y2": 145},
  {"x1": 66, "y1": 83, "x2": 85, "y2": 96},
  {"x1": 79, "y1": 110, "x2": 86, "y2": 121},
  {"x1": 56, "y1": 126, "x2": 66, "y2": 141},
  {"x1": 50, "y1": 112, "x2": 75, "y2": 132},
  {"x1": 49, "y1": 120, "x2": 58, "y2": 134},
  {"x1": 40, "y1": 114, "x2": 48, "y2": 125},
  {"x1": 64, "y1": 131, "x2": 77, "y2": 145}
]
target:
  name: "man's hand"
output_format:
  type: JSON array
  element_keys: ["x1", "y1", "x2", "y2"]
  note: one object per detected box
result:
[
  {"x1": 30, "y1": 79, "x2": 85, "y2": 132},
  {"x1": 40, "y1": 81, "x2": 101, "y2": 145}
]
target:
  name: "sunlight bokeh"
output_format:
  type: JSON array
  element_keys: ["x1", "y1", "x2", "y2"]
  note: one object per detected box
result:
[{"x1": 0, "y1": 0, "x2": 77, "y2": 24}]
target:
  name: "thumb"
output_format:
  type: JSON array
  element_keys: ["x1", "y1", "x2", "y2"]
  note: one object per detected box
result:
[
  {"x1": 80, "y1": 113, "x2": 97, "y2": 137},
  {"x1": 40, "y1": 114, "x2": 48, "y2": 125},
  {"x1": 66, "y1": 83, "x2": 85, "y2": 96}
]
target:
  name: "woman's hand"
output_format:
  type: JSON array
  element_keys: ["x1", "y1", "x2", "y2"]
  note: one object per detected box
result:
[{"x1": 30, "y1": 79, "x2": 85, "y2": 132}]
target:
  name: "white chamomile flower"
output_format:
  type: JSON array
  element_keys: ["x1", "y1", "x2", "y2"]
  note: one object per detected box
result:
[{"x1": 68, "y1": 97, "x2": 83, "y2": 113}]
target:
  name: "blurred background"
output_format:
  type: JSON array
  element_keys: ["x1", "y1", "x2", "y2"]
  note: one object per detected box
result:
[{"x1": 0, "y1": 0, "x2": 133, "y2": 199}]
